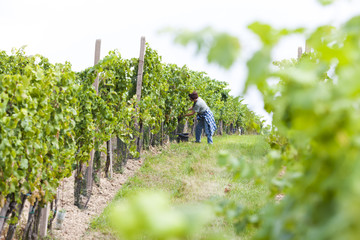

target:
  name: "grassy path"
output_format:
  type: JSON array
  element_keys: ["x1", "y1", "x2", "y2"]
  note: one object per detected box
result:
[{"x1": 90, "y1": 135, "x2": 270, "y2": 239}]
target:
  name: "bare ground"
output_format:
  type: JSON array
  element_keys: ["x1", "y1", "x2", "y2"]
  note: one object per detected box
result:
[{"x1": 49, "y1": 159, "x2": 143, "y2": 240}]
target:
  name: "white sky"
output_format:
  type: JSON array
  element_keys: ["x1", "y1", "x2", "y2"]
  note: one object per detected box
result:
[{"x1": 1, "y1": 0, "x2": 360, "y2": 125}]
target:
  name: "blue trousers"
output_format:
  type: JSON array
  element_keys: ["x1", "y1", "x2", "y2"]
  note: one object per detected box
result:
[{"x1": 195, "y1": 117, "x2": 213, "y2": 144}]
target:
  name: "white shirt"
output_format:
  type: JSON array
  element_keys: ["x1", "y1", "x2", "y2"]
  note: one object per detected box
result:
[{"x1": 193, "y1": 97, "x2": 209, "y2": 114}]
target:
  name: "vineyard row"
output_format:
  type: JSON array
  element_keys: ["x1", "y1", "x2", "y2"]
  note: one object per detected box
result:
[{"x1": 0, "y1": 38, "x2": 263, "y2": 239}]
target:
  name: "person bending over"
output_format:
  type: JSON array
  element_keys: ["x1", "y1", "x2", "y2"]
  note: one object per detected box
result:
[{"x1": 184, "y1": 91, "x2": 217, "y2": 144}]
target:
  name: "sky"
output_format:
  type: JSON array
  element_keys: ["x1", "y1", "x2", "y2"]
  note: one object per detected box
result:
[{"x1": 1, "y1": 0, "x2": 360, "y2": 125}]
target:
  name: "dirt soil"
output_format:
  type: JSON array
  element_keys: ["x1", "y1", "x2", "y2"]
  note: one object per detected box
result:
[{"x1": 50, "y1": 158, "x2": 143, "y2": 240}]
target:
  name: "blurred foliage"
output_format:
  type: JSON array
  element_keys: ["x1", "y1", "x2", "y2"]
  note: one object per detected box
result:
[
  {"x1": 160, "y1": 27, "x2": 241, "y2": 69},
  {"x1": 249, "y1": 16, "x2": 360, "y2": 240},
  {"x1": 165, "y1": 2, "x2": 360, "y2": 240},
  {"x1": 108, "y1": 191, "x2": 214, "y2": 240}
]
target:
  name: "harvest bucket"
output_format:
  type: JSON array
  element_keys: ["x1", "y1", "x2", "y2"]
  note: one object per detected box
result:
[{"x1": 176, "y1": 133, "x2": 189, "y2": 143}]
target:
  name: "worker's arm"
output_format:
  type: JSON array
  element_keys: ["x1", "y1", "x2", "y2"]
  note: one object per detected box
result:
[{"x1": 184, "y1": 110, "x2": 195, "y2": 117}]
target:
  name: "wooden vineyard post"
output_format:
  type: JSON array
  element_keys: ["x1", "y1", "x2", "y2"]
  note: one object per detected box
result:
[
  {"x1": 86, "y1": 38, "x2": 101, "y2": 197},
  {"x1": 105, "y1": 138, "x2": 113, "y2": 178},
  {"x1": 219, "y1": 120, "x2": 223, "y2": 135},
  {"x1": 305, "y1": 40, "x2": 311, "y2": 53},
  {"x1": 22, "y1": 201, "x2": 50, "y2": 239},
  {"x1": 135, "y1": 36, "x2": 146, "y2": 157},
  {"x1": 38, "y1": 204, "x2": 49, "y2": 238},
  {"x1": 298, "y1": 39, "x2": 311, "y2": 59},
  {"x1": 298, "y1": 46, "x2": 303, "y2": 60},
  {"x1": 192, "y1": 117, "x2": 197, "y2": 137},
  {"x1": 161, "y1": 121, "x2": 164, "y2": 145},
  {"x1": 0, "y1": 195, "x2": 11, "y2": 235},
  {"x1": 183, "y1": 120, "x2": 188, "y2": 133},
  {"x1": 87, "y1": 38, "x2": 101, "y2": 189},
  {"x1": 74, "y1": 39, "x2": 101, "y2": 209}
]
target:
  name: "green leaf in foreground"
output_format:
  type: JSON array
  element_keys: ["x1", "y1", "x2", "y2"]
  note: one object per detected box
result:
[{"x1": 108, "y1": 191, "x2": 214, "y2": 240}]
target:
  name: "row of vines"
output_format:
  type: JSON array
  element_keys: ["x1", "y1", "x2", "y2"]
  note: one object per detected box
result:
[{"x1": 0, "y1": 42, "x2": 263, "y2": 239}]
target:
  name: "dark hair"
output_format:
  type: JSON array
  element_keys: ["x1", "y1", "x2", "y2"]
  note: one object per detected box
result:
[{"x1": 188, "y1": 91, "x2": 198, "y2": 100}]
